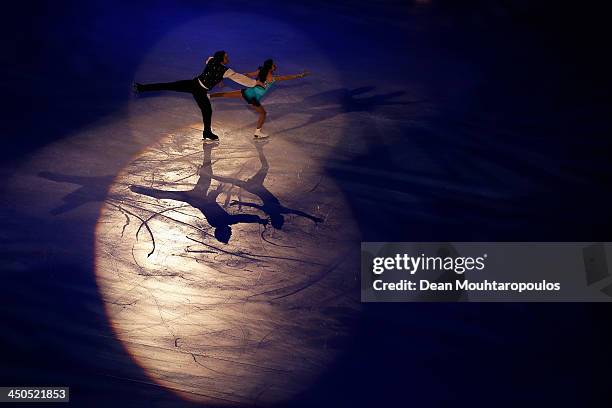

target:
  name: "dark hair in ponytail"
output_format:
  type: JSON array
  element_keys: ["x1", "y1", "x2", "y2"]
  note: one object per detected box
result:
[{"x1": 256, "y1": 59, "x2": 274, "y2": 83}]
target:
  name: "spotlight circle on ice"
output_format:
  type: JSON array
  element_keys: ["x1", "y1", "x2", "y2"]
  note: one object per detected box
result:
[{"x1": 94, "y1": 13, "x2": 359, "y2": 406}]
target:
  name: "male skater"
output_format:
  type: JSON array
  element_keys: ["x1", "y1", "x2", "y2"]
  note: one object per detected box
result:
[{"x1": 134, "y1": 50, "x2": 257, "y2": 141}]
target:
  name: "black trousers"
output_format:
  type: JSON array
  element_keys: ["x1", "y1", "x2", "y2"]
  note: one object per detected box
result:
[{"x1": 139, "y1": 78, "x2": 212, "y2": 133}]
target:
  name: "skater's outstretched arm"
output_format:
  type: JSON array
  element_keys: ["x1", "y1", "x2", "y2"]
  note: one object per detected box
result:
[
  {"x1": 223, "y1": 68, "x2": 257, "y2": 88},
  {"x1": 273, "y1": 71, "x2": 309, "y2": 82}
]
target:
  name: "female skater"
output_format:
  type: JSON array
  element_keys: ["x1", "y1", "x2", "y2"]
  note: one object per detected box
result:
[{"x1": 209, "y1": 59, "x2": 309, "y2": 139}]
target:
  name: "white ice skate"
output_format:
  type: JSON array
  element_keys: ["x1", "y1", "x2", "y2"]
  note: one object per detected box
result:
[{"x1": 254, "y1": 128, "x2": 269, "y2": 139}]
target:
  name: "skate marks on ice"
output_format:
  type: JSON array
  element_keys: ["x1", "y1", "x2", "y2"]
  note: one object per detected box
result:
[{"x1": 94, "y1": 127, "x2": 360, "y2": 405}]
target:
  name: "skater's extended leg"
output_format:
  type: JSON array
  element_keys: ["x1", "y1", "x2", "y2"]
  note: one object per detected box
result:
[
  {"x1": 136, "y1": 79, "x2": 194, "y2": 93},
  {"x1": 209, "y1": 90, "x2": 243, "y2": 98}
]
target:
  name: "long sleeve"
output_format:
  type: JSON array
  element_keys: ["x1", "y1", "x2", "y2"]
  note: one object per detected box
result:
[{"x1": 223, "y1": 68, "x2": 257, "y2": 87}]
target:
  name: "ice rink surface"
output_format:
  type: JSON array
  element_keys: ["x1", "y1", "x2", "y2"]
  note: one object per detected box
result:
[{"x1": 1, "y1": 1, "x2": 612, "y2": 407}]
